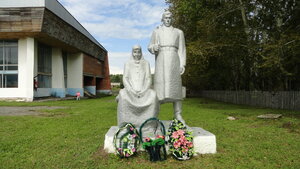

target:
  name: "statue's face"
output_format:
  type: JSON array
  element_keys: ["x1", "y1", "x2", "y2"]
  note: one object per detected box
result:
[
  {"x1": 163, "y1": 15, "x2": 172, "y2": 27},
  {"x1": 132, "y1": 48, "x2": 142, "y2": 60}
]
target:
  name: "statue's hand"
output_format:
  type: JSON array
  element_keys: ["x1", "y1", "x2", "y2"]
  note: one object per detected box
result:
[
  {"x1": 139, "y1": 89, "x2": 147, "y2": 97},
  {"x1": 180, "y1": 66, "x2": 185, "y2": 75},
  {"x1": 127, "y1": 87, "x2": 137, "y2": 96},
  {"x1": 136, "y1": 90, "x2": 141, "y2": 98},
  {"x1": 153, "y1": 44, "x2": 160, "y2": 52}
]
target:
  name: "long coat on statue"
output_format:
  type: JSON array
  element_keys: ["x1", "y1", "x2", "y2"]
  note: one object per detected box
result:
[
  {"x1": 117, "y1": 55, "x2": 158, "y2": 127},
  {"x1": 148, "y1": 26, "x2": 186, "y2": 102}
]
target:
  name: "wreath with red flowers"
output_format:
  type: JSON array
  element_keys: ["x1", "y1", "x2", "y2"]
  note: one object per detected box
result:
[
  {"x1": 167, "y1": 119, "x2": 194, "y2": 160},
  {"x1": 139, "y1": 118, "x2": 167, "y2": 162}
]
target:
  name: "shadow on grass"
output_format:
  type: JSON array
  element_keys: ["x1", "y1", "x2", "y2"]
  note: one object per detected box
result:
[{"x1": 92, "y1": 147, "x2": 213, "y2": 169}]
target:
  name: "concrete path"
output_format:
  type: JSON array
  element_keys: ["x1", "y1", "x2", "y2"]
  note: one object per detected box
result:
[{"x1": 0, "y1": 106, "x2": 65, "y2": 116}]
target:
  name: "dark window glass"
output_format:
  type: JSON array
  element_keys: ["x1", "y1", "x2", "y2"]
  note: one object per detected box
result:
[
  {"x1": 38, "y1": 74, "x2": 52, "y2": 88},
  {"x1": 4, "y1": 40, "x2": 17, "y2": 46},
  {"x1": 6, "y1": 66, "x2": 18, "y2": 70},
  {"x1": 0, "y1": 40, "x2": 18, "y2": 88},
  {"x1": 38, "y1": 43, "x2": 52, "y2": 73},
  {"x1": 5, "y1": 46, "x2": 18, "y2": 64},
  {"x1": 37, "y1": 43, "x2": 52, "y2": 88},
  {"x1": 64, "y1": 77, "x2": 67, "y2": 88},
  {"x1": 63, "y1": 51, "x2": 67, "y2": 75},
  {"x1": 5, "y1": 74, "x2": 18, "y2": 88},
  {"x1": 0, "y1": 47, "x2": 3, "y2": 64},
  {"x1": 62, "y1": 51, "x2": 67, "y2": 88}
]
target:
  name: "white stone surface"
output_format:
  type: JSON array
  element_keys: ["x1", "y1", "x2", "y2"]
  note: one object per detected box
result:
[
  {"x1": 67, "y1": 53, "x2": 83, "y2": 89},
  {"x1": 0, "y1": 0, "x2": 45, "y2": 7},
  {"x1": 191, "y1": 127, "x2": 217, "y2": 154},
  {"x1": 104, "y1": 123, "x2": 217, "y2": 155},
  {"x1": 148, "y1": 11, "x2": 186, "y2": 102},
  {"x1": 52, "y1": 48, "x2": 65, "y2": 89},
  {"x1": 104, "y1": 126, "x2": 118, "y2": 153},
  {"x1": 148, "y1": 11, "x2": 186, "y2": 124},
  {"x1": 117, "y1": 46, "x2": 159, "y2": 127},
  {"x1": 182, "y1": 86, "x2": 186, "y2": 98}
]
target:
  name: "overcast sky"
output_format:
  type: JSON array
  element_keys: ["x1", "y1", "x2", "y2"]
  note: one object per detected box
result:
[{"x1": 57, "y1": 0, "x2": 168, "y2": 74}]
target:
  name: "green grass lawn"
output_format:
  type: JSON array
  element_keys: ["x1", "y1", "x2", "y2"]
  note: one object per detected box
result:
[{"x1": 0, "y1": 97, "x2": 299, "y2": 169}]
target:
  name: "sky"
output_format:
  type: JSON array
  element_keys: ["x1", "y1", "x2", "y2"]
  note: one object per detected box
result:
[{"x1": 57, "y1": 0, "x2": 168, "y2": 74}]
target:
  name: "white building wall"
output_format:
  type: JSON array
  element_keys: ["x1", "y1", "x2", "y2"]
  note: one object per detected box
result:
[
  {"x1": 66, "y1": 52, "x2": 83, "y2": 96},
  {"x1": 52, "y1": 48, "x2": 64, "y2": 87},
  {"x1": 33, "y1": 41, "x2": 38, "y2": 77},
  {"x1": 51, "y1": 48, "x2": 65, "y2": 97},
  {"x1": 0, "y1": 38, "x2": 35, "y2": 101},
  {"x1": 0, "y1": 0, "x2": 45, "y2": 7}
]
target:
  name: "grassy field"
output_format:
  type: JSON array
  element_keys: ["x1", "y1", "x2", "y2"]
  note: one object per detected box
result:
[{"x1": 0, "y1": 96, "x2": 299, "y2": 169}]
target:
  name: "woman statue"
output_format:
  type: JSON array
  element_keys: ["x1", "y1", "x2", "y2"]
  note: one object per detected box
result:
[{"x1": 117, "y1": 45, "x2": 159, "y2": 127}]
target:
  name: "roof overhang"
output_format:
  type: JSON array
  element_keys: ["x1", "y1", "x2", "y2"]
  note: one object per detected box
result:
[{"x1": 0, "y1": 0, "x2": 106, "y2": 52}]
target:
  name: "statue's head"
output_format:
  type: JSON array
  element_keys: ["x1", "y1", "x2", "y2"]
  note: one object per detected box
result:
[
  {"x1": 132, "y1": 45, "x2": 142, "y2": 61},
  {"x1": 161, "y1": 10, "x2": 172, "y2": 27}
]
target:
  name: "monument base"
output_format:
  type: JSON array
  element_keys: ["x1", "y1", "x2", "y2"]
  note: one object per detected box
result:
[{"x1": 104, "y1": 121, "x2": 217, "y2": 155}]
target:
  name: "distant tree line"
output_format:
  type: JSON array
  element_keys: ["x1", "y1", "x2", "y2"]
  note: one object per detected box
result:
[
  {"x1": 166, "y1": 0, "x2": 300, "y2": 91},
  {"x1": 110, "y1": 74, "x2": 123, "y2": 83},
  {"x1": 110, "y1": 74, "x2": 155, "y2": 89}
]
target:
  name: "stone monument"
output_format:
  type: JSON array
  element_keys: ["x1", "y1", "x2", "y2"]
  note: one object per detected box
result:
[
  {"x1": 104, "y1": 11, "x2": 217, "y2": 155},
  {"x1": 148, "y1": 10, "x2": 186, "y2": 125},
  {"x1": 117, "y1": 45, "x2": 159, "y2": 128}
]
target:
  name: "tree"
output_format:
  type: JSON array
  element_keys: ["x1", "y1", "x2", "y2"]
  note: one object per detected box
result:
[{"x1": 166, "y1": 0, "x2": 300, "y2": 91}]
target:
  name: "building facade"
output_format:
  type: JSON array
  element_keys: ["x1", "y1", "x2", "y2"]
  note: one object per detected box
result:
[{"x1": 0, "y1": 0, "x2": 111, "y2": 101}]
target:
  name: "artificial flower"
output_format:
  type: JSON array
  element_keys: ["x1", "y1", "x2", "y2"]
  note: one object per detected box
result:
[
  {"x1": 172, "y1": 131, "x2": 179, "y2": 139},
  {"x1": 179, "y1": 135, "x2": 186, "y2": 141},
  {"x1": 177, "y1": 129, "x2": 185, "y2": 136},
  {"x1": 173, "y1": 141, "x2": 181, "y2": 149},
  {"x1": 156, "y1": 135, "x2": 165, "y2": 139},
  {"x1": 144, "y1": 137, "x2": 151, "y2": 142},
  {"x1": 188, "y1": 142, "x2": 193, "y2": 148},
  {"x1": 167, "y1": 119, "x2": 194, "y2": 160}
]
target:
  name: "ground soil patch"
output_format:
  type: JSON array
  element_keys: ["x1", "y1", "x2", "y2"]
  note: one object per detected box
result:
[{"x1": 0, "y1": 106, "x2": 65, "y2": 116}]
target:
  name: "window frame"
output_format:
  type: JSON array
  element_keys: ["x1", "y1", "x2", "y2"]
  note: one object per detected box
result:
[
  {"x1": 37, "y1": 42, "x2": 52, "y2": 88},
  {"x1": 0, "y1": 40, "x2": 18, "y2": 88}
]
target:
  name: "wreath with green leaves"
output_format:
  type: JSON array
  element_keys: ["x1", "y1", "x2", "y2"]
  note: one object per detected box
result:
[
  {"x1": 167, "y1": 119, "x2": 194, "y2": 160},
  {"x1": 139, "y1": 118, "x2": 167, "y2": 162},
  {"x1": 113, "y1": 123, "x2": 140, "y2": 158}
]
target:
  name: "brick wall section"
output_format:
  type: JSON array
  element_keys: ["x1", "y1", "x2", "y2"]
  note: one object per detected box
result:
[
  {"x1": 99, "y1": 54, "x2": 111, "y2": 90},
  {"x1": 83, "y1": 54, "x2": 102, "y2": 77},
  {"x1": 83, "y1": 53, "x2": 111, "y2": 90}
]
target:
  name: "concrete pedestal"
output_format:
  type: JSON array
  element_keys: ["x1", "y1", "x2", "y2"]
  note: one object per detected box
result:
[{"x1": 104, "y1": 121, "x2": 217, "y2": 155}]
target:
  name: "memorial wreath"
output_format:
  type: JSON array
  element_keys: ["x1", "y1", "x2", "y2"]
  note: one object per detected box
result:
[
  {"x1": 167, "y1": 119, "x2": 194, "y2": 160},
  {"x1": 140, "y1": 118, "x2": 167, "y2": 162},
  {"x1": 113, "y1": 123, "x2": 140, "y2": 158}
]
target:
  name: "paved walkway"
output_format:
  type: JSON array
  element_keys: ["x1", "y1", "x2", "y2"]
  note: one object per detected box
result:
[{"x1": 0, "y1": 106, "x2": 65, "y2": 116}]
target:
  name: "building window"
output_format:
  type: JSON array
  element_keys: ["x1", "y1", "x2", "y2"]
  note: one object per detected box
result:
[
  {"x1": 37, "y1": 43, "x2": 52, "y2": 88},
  {"x1": 62, "y1": 51, "x2": 67, "y2": 88},
  {"x1": 0, "y1": 40, "x2": 18, "y2": 88}
]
